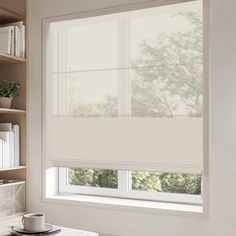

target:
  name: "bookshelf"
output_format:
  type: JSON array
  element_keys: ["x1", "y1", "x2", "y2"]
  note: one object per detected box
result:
[{"x1": 0, "y1": 0, "x2": 27, "y2": 216}]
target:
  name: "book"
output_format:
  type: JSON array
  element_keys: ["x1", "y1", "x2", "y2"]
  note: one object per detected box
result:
[
  {"x1": 0, "y1": 132, "x2": 11, "y2": 168},
  {"x1": 0, "y1": 139, "x2": 3, "y2": 168},
  {"x1": 0, "y1": 123, "x2": 12, "y2": 131},
  {"x1": 0, "y1": 26, "x2": 13, "y2": 54},
  {"x1": 0, "y1": 21, "x2": 25, "y2": 58},
  {"x1": 13, "y1": 125, "x2": 20, "y2": 166},
  {"x1": 0, "y1": 123, "x2": 20, "y2": 168},
  {"x1": 12, "y1": 22, "x2": 25, "y2": 58}
]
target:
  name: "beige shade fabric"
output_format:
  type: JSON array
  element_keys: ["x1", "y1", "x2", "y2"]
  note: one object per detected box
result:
[{"x1": 47, "y1": 117, "x2": 203, "y2": 173}]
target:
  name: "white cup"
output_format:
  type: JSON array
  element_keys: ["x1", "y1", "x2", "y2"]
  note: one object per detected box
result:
[{"x1": 22, "y1": 213, "x2": 45, "y2": 232}]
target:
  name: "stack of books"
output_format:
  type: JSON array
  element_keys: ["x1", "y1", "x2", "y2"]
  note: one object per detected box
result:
[
  {"x1": 0, "y1": 123, "x2": 20, "y2": 168},
  {"x1": 0, "y1": 21, "x2": 25, "y2": 58}
]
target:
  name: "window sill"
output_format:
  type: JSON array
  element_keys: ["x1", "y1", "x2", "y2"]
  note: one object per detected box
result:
[{"x1": 44, "y1": 194, "x2": 203, "y2": 215}]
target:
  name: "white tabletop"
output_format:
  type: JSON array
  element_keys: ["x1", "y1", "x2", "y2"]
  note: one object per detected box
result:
[{"x1": 0, "y1": 214, "x2": 98, "y2": 236}]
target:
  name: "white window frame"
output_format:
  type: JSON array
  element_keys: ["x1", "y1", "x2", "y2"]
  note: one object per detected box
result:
[
  {"x1": 42, "y1": 0, "x2": 208, "y2": 208},
  {"x1": 59, "y1": 168, "x2": 202, "y2": 205}
]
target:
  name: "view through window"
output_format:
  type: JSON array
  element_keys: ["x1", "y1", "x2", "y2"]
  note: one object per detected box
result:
[
  {"x1": 67, "y1": 168, "x2": 201, "y2": 195},
  {"x1": 48, "y1": 0, "x2": 203, "y2": 203}
]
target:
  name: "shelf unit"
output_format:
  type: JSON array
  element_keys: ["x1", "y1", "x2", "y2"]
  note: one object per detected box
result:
[{"x1": 0, "y1": 0, "x2": 27, "y2": 216}]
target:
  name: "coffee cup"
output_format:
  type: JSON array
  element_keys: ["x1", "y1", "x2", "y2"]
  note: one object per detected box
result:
[{"x1": 22, "y1": 213, "x2": 45, "y2": 232}]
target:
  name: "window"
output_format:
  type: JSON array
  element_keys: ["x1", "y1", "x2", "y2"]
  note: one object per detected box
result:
[
  {"x1": 45, "y1": 0, "x2": 204, "y2": 205},
  {"x1": 59, "y1": 168, "x2": 202, "y2": 204}
]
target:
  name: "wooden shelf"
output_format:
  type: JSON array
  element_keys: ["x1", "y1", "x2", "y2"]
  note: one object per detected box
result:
[
  {"x1": 0, "y1": 166, "x2": 26, "y2": 172},
  {"x1": 0, "y1": 53, "x2": 26, "y2": 65},
  {"x1": 0, "y1": 6, "x2": 24, "y2": 24},
  {"x1": 0, "y1": 108, "x2": 26, "y2": 114}
]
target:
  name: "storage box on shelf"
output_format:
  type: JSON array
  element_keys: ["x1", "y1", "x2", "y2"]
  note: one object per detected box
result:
[{"x1": 0, "y1": 180, "x2": 25, "y2": 217}]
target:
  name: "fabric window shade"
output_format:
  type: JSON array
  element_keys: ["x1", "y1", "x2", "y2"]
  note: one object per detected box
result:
[
  {"x1": 48, "y1": 117, "x2": 203, "y2": 173},
  {"x1": 46, "y1": 1, "x2": 203, "y2": 174}
]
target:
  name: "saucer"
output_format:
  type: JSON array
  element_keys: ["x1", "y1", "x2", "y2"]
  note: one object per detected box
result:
[{"x1": 11, "y1": 223, "x2": 53, "y2": 234}]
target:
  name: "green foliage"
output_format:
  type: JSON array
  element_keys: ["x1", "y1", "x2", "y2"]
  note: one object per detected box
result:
[
  {"x1": 69, "y1": 168, "x2": 118, "y2": 189},
  {"x1": 69, "y1": 168, "x2": 202, "y2": 195},
  {"x1": 132, "y1": 171, "x2": 161, "y2": 192},
  {"x1": 159, "y1": 173, "x2": 202, "y2": 194},
  {"x1": 0, "y1": 80, "x2": 20, "y2": 98},
  {"x1": 132, "y1": 172, "x2": 201, "y2": 194}
]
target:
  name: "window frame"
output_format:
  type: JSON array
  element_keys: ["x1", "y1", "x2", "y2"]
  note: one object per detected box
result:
[
  {"x1": 42, "y1": 0, "x2": 208, "y2": 209},
  {"x1": 59, "y1": 168, "x2": 202, "y2": 205}
]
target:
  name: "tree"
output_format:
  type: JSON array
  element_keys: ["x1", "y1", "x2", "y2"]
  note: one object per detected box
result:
[
  {"x1": 132, "y1": 11, "x2": 203, "y2": 117},
  {"x1": 159, "y1": 173, "x2": 202, "y2": 194},
  {"x1": 132, "y1": 171, "x2": 161, "y2": 192},
  {"x1": 68, "y1": 95, "x2": 118, "y2": 117},
  {"x1": 69, "y1": 168, "x2": 118, "y2": 188}
]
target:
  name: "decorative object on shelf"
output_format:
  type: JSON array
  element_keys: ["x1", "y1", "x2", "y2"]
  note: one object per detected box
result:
[{"x1": 0, "y1": 80, "x2": 19, "y2": 108}]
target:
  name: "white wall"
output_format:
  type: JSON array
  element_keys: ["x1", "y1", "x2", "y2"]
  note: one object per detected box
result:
[{"x1": 28, "y1": 0, "x2": 236, "y2": 235}]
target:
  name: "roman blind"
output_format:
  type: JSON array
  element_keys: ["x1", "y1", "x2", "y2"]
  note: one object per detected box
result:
[
  {"x1": 48, "y1": 117, "x2": 203, "y2": 173},
  {"x1": 45, "y1": 0, "x2": 203, "y2": 174}
]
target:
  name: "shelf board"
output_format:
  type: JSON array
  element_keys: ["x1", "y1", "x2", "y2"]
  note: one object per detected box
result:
[
  {"x1": 0, "y1": 166, "x2": 26, "y2": 172},
  {"x1": 0, "y1": 108, "x2": 26, "y2": 114},
  {"x1": 0, "y1": 6, "x2": 24, "y2": 24},
  {"x1": 0, "y1": 53, "x2": 26, "y2": 65}
]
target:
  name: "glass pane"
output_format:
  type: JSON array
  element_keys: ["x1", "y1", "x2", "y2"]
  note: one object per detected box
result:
[
  {"x1": 66, "y1": 20, "x2": 119, "y2": 71},
  {"x1": 67, "y1": 71, "x2": 118, "y2": 117},
  {"x1": 68, "y1": 168, "x2": 118, "y2": 189},
  {"x1": 131, "y1": 171, "x2": 202, "y2": 195},
  {"x1": 131, "y1": 64, "x2": 203, "y2": 117},
  {"x1": 50, "y1": 0, "x2": 203, "y2": 118},
  {"x1": 49, "y1": 71, "x2": 119, "y2": 117},
  {"x1": 130, "y1": 1, "x2": 203, "y2": 117}
]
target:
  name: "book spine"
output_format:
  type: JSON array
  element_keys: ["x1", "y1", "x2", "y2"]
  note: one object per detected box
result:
[
  {"x1": 0, "y1": 140, "x2": 3, "y2": 168},
  {"x1": 13, "y1": 125, "x2": 20, "y2": 166}
]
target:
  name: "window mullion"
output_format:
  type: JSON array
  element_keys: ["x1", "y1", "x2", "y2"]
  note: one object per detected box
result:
[
  {"x1": 118, "y1": 19, "x2": 131, "y2": 116},
  {"x1": 118, "y1": 170, "x2": 129, "y2": 195},
  {"x1": 117, "y1": 19, "x2": 131, "y2": 196},
  {"x1": 58, "y1": 28, "x2": 68, "y2": 116}
]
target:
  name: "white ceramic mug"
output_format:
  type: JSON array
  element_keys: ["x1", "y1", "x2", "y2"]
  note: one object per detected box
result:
[{"x1": 22, "y1": 213, "x2": 45, "y2": 232}]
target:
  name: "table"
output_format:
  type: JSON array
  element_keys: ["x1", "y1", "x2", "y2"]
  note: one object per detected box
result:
[{"x1": 0, "y1": 214, "x2": 98, "y2": 236}]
